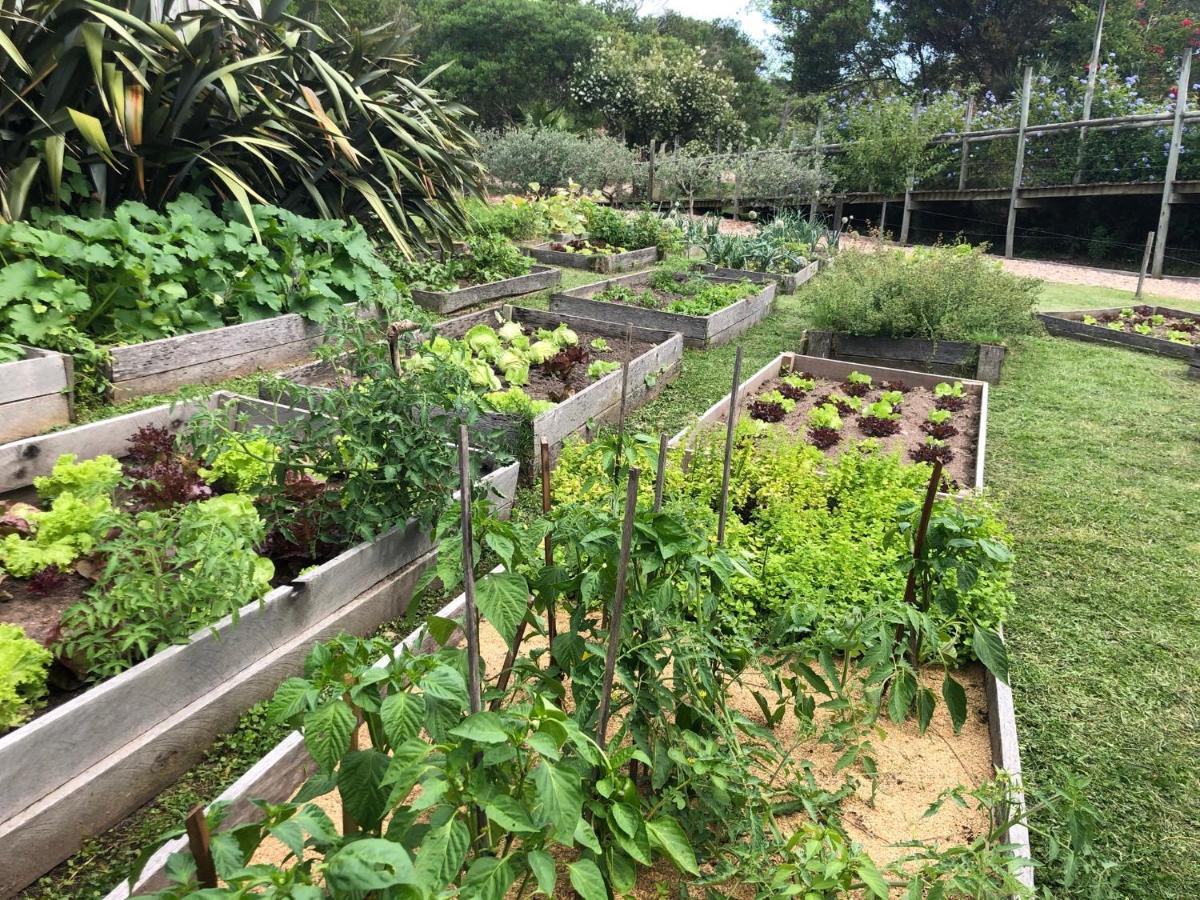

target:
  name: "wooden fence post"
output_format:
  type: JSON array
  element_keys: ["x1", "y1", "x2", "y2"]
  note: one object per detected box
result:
[
  {"x1": 959, "y1": 96, "x2": 975, "y2": 191},
  {"x1": 732, "y1": 170, "x2": 740, "y2": 221},
  {"x1": 1135, "y1": 231, "x2": 1155, "y2": 300},
  {"x1": 900, "y1": 105, "x2": 919, "y2": 244},
  {"x1": 648, "y1": 139, "x2": 656, "y2": 203},
  {"x1": 1153, "y1": 51, "x2": 1192, "y2": 278},
  {"x1": 1005, "y1": 66, "x2": 1034, "y2": 259},
  {"x1": 1074, "y1": 0, "x2": 1108, "y2": 184}
]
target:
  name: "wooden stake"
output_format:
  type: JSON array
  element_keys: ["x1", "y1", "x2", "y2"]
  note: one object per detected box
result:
[
  {"x1": 653, "y1": 432, "x2": 668, "y2": 512},
  {"x1": 596, "y1": 467, "x2": 640, "y2": 749},
  {"x1": 540, "y1": 438, "x2": 556, "y2": 649},
  {"x1": 1136, "y1": 231, "x2": 1155, "y2": 301},
  {"x1": 612, "y1": 325, "x2": 633, "y2": 490},
  {"x1": 717, "y1": 347, "x2": 743, "y2": 546},
  {"x1": 1074, "y1": 0, "x2": 1108, "y2": 184},
  {"x1": 457, "y1": 425, "x2": 482, "y2": 716},
  {"x1": 185, "y1": 805, "x2": 217, "y2": 889},
  {"x1": 902, "y1": 460, "x2": 944, "y2": 608},
  {"x1": 958, "y1": 96, "x2": 975, "y2": 191},
  {"x1": 681, "y1": 448, "x2": 693, "y2": 475}
]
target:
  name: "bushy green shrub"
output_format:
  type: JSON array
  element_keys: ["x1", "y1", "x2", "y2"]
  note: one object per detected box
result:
[
  {"x1": 805, "y1": 244, "x2": 1042, "y2": 344},
  {"x1": 584, "y1": 206, "x2": 683, "y2": 256},
  {"x1": 480, "y1": 126, "x2": 638, "y2": 199}
]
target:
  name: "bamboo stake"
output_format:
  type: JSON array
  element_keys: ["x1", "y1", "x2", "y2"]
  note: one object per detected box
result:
[
  {"x1": 185, "y1": 806, "x2": 217, "y2": 889},
  {"x1": 596, "y1": 467, "x2": 640, "y2": 749},
  {"x1": 457, "y1": 426, "x2": 482, "y2": 716},
  {"x1": 653, "y1": 432, "x2": 668, "y2": 512},
  {"x1": 717, "y1": 347, "x2": 743, "y2": 546},
  {"x1": 612, "y1": 325, "x2": 633, "y2": 486}
]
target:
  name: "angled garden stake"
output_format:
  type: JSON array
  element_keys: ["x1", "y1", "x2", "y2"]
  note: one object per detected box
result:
[
  {"x1": 903, "y1": 459, "x2": 944, "y2": 608},
  {"x1": 596, "y1": 466, "x2": 640, "y2": 749},
  {"x1": 542, "y1": 436, "x2": 557, "y2": 644},
  {"x1": 185, "y1": 805, "x2": 217, "y2": 889},
  {"x1": 457, "y1": 425, "x2": 482, "y2": 716},
  {"x1": 611, "y1": 324, "x2": 634, "y2": 491},
  {"x1": 717, "y1": 346, "x2": 743, "y2": 546},
  {"x1": 653, "y1": 431, "x2": 668, "y2": 512}
]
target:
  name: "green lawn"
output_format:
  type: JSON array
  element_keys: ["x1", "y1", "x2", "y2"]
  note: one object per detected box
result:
[{"x1": 21, "y1": 276, "x2": 1200, "y2": 898}]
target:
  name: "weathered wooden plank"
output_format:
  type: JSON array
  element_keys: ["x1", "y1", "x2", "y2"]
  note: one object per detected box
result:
[
  {"x1": 696, "y1": 259, "x2": 819, "y2": 295},
  {"x1": 523, "y1": 243, "x2": 657, "y2": 274},
  {"x1": 831, "y1": 333, "x2": 979, "y2": 367},
  {"x1": 411, "y1": 265, "x2": 560, "y2": 314},
  {"x1": 110, "y1": 335, "x2": 326, "y2": 402},
  {"x1": 103, "y1": 583, "x2": 480, "y2": 900},
  {"x1": 108, "y1": 313, "x2": 327, "y2": 381},
  {"x1": 0, "y1": 399, "x2": 209, "y2": 495},
  {"x1": 984, "y1": 663, "x2": 1034, "y2": 890},
  {"x1": 436, "y1": 303, "x2": 681, "y2": 348},
  {"x1": 0, "y1": 348, "x2": 70, "y2": 406},
  {"x1": 1, "y1": 558, "x2": 437, "y2": 899},
  {"x1": 0, "y1": 394, "x2": 72, "y2": 446}
]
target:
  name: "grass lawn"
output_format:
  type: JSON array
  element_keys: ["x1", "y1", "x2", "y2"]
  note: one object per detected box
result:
[{"x1": 20, "y1": 277, "x2": 1200, "y2": 898}]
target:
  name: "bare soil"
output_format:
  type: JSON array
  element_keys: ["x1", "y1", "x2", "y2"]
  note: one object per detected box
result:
[{"x1": 744, "y1": 373, "x2": 981, "y2": 487}]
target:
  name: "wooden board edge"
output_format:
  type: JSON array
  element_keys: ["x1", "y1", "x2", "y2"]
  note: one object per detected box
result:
[{"x1": 984, "y1": 664, "x2": 1035, "y2": 892}]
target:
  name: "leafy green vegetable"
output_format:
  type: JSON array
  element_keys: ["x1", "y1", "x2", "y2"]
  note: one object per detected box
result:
[
  {"x1": 0, "y1": 624, "x2": 52, "y2": 732},
  {"x1": 0, "y1": 492, "x2": 110, "y2": 577},
  {"x1": 847, "y1": 371, "x2": 872, "y2": 387},
  {"x1": 484, "y1": 387, "x2": 554, "y2": 419},
  {"x1": 807, "y1": 403, "x2": 843, "y2": 431},
  {"x1": 587, "y1": 359, "x2": 620, "y2": 378},
  {"x1": 199, "y1": 436, "x2": 282, "y2": 493},
  {"x1": 934, "y1": 381, "x2": 965, "y2": 399},
  {"x1": 32, "y1": 453, "x2": 122, "y2": 501}
]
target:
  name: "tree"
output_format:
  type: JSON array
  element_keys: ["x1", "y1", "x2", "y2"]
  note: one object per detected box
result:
[
  {"x1": 312, "y1": 0, "x2": 404, "y2": 32},
  {"x1": 405, "y1": 0, "x2": 608, "y2": 129},
  {"x1": 768, "y1": 0, "x2": 892, "y2": 94},
  {"x1": 571, "y1": 32, "x2": 747, "y2": 147}
]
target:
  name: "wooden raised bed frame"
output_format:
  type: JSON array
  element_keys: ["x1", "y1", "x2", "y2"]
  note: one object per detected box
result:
[
  {"x1": 695, "y1": 258, "x2": 819, "y2": 294},
  {"x1": 262, "y1": 305, "x2": 684, "y2": 469},
  {"x1": 411, "y1": 265, "x2": 561, "y2": 315},
  {"x1": 1038, "y1": 306, "x2": 1200, "y2": 377},
  {"x1": 523, "y1": 241, "x2": 657, "y2": 274},
  {"x1": 0, "y1": 396, "x2": 519, "y2": 897},
  {"x1": 670, "y1": 352, "x2": 989, "y2": 492},
  {"x1": 803, "y1": 330, "x2": 1007, "y2": 383},
  {"x1": 0, "y1": 346, "x2": 74, "y2": 443},
  {"x1": 550, "y1": 271, "x2": 777, "y2": 350},
  {"x1": 100, "y1": 305, "x2": 380, "y2": 403}
]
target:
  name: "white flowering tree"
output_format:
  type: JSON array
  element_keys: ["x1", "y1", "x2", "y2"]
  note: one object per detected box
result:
[{"x1": 572, "y1": 33, "x2": 746, "y2": 148}]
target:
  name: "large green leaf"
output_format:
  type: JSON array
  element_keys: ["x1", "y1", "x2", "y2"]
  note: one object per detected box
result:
[
  {"x1": 450, "y1": 710, "x2": 509, "y2": 745},
  {"x1": 973, "y1": 626, "x2": 1010, "y2": 684},
  {"x1": 532, "y1": 760, "x2": 583, "y2": 843},
  {"x1": 475, "y1": 572, "x2": 529, "y2": 647},
  {"x1": 459, "y1": 856, "x2": 516, "y2": 900},
  {"x1": 647, "y1": 817, "x2": 699, "y2": 875},
  {"x1": 337, "y1": 749, "x2": 391, "y2": 831},
  {"x1": 302, "y1": 699, "x2": 356, "y2": 772},
  {"x1": 568, "y1": 859, "x2": 609, "y2": 900},
  {"x1": 324, "y1": 839, "x2": 417, "y2": 893},
  {"x1": 379, "y1": 690, "x2": 425, "y2": 746}
]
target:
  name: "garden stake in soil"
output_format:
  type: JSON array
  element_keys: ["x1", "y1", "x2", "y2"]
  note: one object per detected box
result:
[
  {"x1": 653, "y1": 431, "x2": 668, "y2": 512},
  {"x1": 456, "y1": 425, "x2": 483, "y2": 717},
  {"x1": 717, "y1": 346, "x2": 743, "y2": 546},
  {"x1": 541, "y1": 437, "x2": 556, "y2": 648},
  {"x1": 184, "y1": 805, "x2": 217, "y2": 889},
  {"x1": 903, "y1": 459, "x2": 944, "y2": 609},
  {"x1": 596, "y1": 466, "x2": 640, "y2": 750},
  {"x1": 611, "y1": 324, "x2": 634, "y2": 492}
]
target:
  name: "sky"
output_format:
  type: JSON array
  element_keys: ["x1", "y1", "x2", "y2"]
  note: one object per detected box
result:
[{"x1": 647, "y1": 0, "x2": 779, "y2": 50}]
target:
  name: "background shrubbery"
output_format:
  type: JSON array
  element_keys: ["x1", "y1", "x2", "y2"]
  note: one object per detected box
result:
[{"x1": 804, "y1": 245, "x2": 1044, "y2": 344}]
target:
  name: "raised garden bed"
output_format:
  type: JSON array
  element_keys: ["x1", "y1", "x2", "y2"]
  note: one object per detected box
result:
[
  {"x1": 803, "y1": 329, "x2": 1007, "y2": 383},
  {"x1": 1038, "y1": 305, "x2": 1200, "y2": 374},
  {"x1": 674, "y1": 352, "x2": 989, "y2": 491},
  {"x1": 551, "y1": 269, "x2": 777, "y2": 349},
  {"x1": 411, "y1": 264, "x2": 560, "y2": 315},
  {"x1": 0, "y1": 396, "x2": 519, "y2": 896},
  {"x1": 523, "y1": 239, "x2": 657, "y2": 274},
  {"x1": 99, "y1": 306, "x2": 378, "y2": 403},
  {"x1": 695, "y1": 258, "x2": 819, "y2": 294},
  {"x1": 264, "y1": 306, "x2": 683, "y2": 468},
  {"x1": 0, "y1": 346, "x2": 74, "y2": 443}
]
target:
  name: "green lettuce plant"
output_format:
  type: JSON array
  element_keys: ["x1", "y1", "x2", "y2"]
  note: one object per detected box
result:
[{"x1": 0, "y1": 624, "x2": 52, "y2": 732}]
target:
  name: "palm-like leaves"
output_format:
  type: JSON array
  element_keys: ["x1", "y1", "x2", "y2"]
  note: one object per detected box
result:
[{"x1": 0, "y1": 0, "x2": 483, "y2": 254}]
